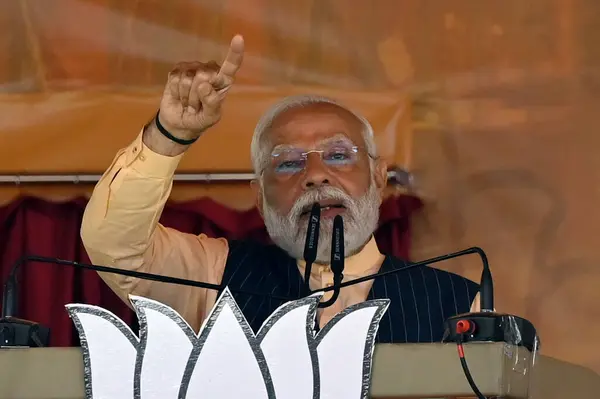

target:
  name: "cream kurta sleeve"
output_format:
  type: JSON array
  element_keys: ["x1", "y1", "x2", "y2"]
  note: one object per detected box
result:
[{"x1": 80, "y1": 131, "x2": 229, "y2": 332}]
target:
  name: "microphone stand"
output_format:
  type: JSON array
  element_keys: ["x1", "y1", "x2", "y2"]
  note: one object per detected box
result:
[
  {"x1": 0, "y1": 255, "x2": 294, "y2": 348},
  {"x1": 302, "y1": 204, "x2": 321, "y2": 294},
  {"x1": 0, "y1": 247, "x2": 535, "y2": 349},
  {"x1": 1, "y1": 246, "x2": 486, "y2": 347},
  {"x1": 1, "y1": 245, "x2": 493, "y2": 342},
  {"x1": 317, "y1": 215, "x2": 344, "y2": 308},
  {"x1": 2, "y1": 255, "x2": 291, "y2": 318},
  {"x1": 313, "y1": 247, "x2": 489, "y2": 298}
]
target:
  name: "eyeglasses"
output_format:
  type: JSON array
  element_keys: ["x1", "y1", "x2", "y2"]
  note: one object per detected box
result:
[{"x1": 266, "y1": 140, "x2": 373, "y2": 176}]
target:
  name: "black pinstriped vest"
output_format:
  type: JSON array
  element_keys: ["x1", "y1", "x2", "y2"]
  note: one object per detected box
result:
[{"x1": 219, "y1": 239, "x2": 479, "y2": 343}]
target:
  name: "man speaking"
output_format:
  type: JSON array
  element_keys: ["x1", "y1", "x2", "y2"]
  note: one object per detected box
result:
[{"x1": 81, "y1": 35, "x2": 480, "y2": 343}]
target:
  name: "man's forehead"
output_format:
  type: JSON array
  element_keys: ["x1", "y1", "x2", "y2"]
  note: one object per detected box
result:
[
  {"x1": 266, "y1": 102, "x2": 364, "y2": 146},
  {"x1": 270, "y1": 101, "x2": 359, "y2": 125}
]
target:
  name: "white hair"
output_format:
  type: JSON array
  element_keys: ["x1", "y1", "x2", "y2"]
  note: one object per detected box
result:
[{"x1": 250, "y1": 94, "x2": 377, "y2": 177}]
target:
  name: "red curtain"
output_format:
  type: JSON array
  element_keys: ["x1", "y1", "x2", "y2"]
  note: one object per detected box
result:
[{"x1": 0, "y1": 194, "x2": 423, "y2": 347}]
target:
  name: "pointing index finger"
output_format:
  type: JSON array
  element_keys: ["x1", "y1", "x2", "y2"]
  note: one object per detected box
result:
[{"x1": 212, "y1": 35, "x2": 244, "y2": 90}]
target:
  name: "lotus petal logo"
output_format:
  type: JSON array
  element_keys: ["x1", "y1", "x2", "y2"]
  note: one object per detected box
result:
[{"x1": 65, "y1": 288, "x2": 389, "y2": 398}]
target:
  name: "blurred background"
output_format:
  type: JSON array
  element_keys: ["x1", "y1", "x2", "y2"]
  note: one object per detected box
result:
[{"x1": 1, "y1": 0, "x2": 599, "y2": 375}]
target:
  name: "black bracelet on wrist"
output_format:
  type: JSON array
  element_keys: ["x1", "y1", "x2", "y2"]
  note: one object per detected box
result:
[{"x1": 154, "y1": 111, "x2": 199, "y2": 146}]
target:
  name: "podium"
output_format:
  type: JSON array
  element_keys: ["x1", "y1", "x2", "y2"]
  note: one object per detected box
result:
[{"x1": 0, "y1": 342, "x2": 598, "y2": 398}]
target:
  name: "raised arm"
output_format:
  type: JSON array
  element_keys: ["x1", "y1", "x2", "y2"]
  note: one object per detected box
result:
[{"x1": 80, "y1": 35, "x2": 245, "y2": 331}]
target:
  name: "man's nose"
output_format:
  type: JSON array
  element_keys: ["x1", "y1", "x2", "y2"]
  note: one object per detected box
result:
[{"x1": 301, "y1": 154, "x2": 330, "y2": 188}]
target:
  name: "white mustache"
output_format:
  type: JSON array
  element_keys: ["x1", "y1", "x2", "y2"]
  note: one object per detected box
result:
[{"x1": 288, "y1": 187, "x2": 352, "y2": 221}]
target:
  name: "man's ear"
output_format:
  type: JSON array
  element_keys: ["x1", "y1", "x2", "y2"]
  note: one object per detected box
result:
[
  {"x1": 250, "y1": 179, "x2": 264, "y2": 218},
  {"x1": 373, "y1": 158, "x2": 388, "y2": 197}
]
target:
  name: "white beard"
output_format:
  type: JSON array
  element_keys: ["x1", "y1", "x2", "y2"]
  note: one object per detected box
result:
[{"x1": 262, "y1": 180, "x2": 380, "y2": 264}]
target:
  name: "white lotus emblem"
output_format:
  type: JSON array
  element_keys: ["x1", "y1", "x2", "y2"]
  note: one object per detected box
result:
[{"x1": 66, "y1": 288, "x2": 389, "y2": 398}]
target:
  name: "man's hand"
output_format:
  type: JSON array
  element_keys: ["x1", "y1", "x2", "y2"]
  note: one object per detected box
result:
[{"x1": 143, "y1": 35, "x2": 244, "y2": 156}]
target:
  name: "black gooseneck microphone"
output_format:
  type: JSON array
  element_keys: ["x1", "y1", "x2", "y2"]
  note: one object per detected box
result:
[
  {"x1": 309, "y1": 246, "x2": 494, "y2": 312},
  {"x1": 479, "y1": 258, "x2": 494, "y2": 312},
  {"x1": 1, "y1": 238, "x2": 532, "y2": 350},
  {"x1": 302, "y1": 203, "x2": 321, "y2": 293},
  {"x1": 317, "y1": 215, "x2": 344, "y2": 308},
  {"x1": 300, "y1": 204, "x2": 345, "y2": 308},
  {"x1": 0, "y1": 244, "x2": 492, "y2": 348},
  {"x1": 1, "y1": 255, "x2": 291, "y2": 320},
  {"x1": 0, "y1": 255, "x2": 296, "y2": 347},
  {"x1": 1, "y1": 244, "x2": 496, "y2": 341}
]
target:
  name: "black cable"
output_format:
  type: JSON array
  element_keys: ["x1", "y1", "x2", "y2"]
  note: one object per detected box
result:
[
  {"x1": 318, "y1": 274, "x2": 343, "y2": 308},
  {"x1": 456, "y1": 334, "x2": 487, "y2": 399}
]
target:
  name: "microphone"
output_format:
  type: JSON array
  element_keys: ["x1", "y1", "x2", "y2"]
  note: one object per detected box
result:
[
  {"x1": 309, "y1": 246, "x2": 534, "y2": 349},
  {"x1": 1, "y1": 258, "x2": 51, "y2": 347},
  {"x1": 312, "y1": 246, "x2": 494, "y2": 312},
  {"x1": 479, "y1": 255, "x2": 494, "y2": 312},
  {"x1": 311, "y1": 245, "x2": 534, "y2": 399},
  {"x1": 317, "y1": 215, "x2": 344, "y2": 308},
  {"x1": 0, "y1": 255, "x2": 296, "y2": 348},
  {"x1": 1, "y1": 245, "x2": 532, "y2": 352},
  {"x1": 2, "y1": 255, "x2": 293, "y2": 319},
  {"x1": 302, "y1": 203, "x2": 321, "y2": 293},
  {"x1": 1, "y1": 246, "x2": 491, "y2": 334}
]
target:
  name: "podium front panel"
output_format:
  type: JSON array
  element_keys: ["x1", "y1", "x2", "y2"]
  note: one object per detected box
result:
[
  {"x1": 371, "y1": 342, "x2": 531, "y2": 398},
  {"x1": 0, "y1": 347, "x2": 84, "y2": 399},
  {"x1": 0, "y1": 343, "x2": 598, "y2": 398}
]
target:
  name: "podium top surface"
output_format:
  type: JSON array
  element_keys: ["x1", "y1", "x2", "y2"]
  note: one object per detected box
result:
[{"x1": 0, "y1": 342, "x2": 598, "y2": 399}]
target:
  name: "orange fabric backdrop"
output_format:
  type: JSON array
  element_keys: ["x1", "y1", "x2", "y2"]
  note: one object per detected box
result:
[{"x1": 1, "y1": 0, "x2": 600, "y2": 376}]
